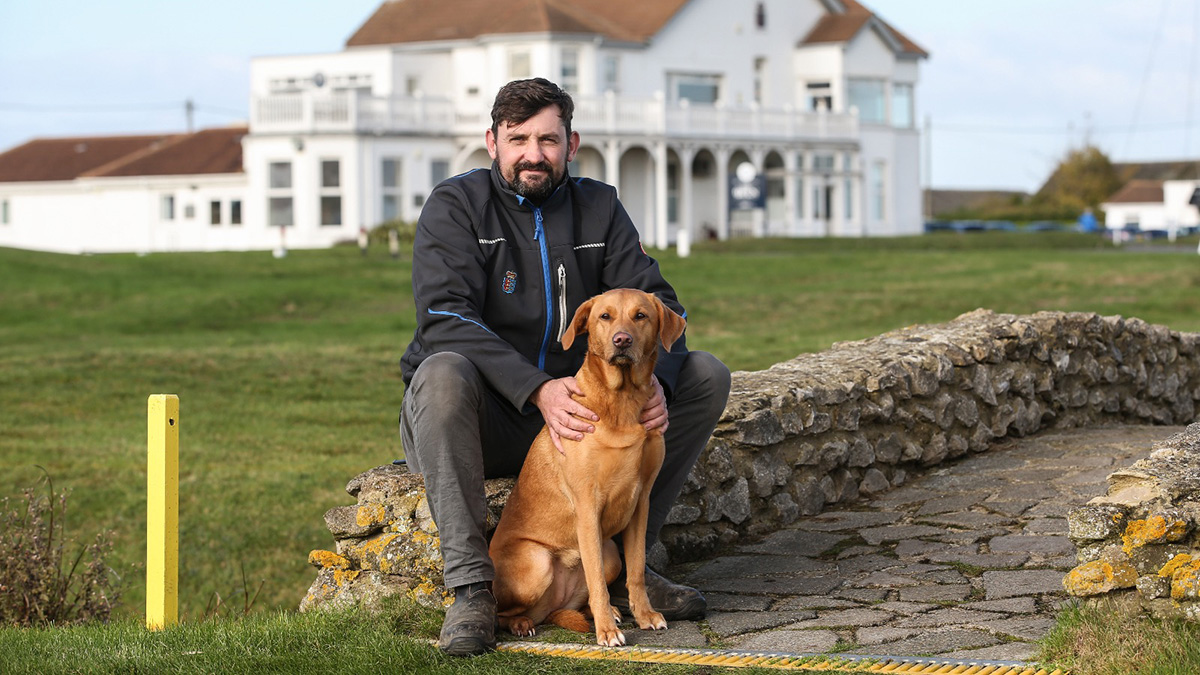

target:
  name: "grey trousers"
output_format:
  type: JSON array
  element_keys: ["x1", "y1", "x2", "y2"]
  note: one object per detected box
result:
[{"x1": 400, "y1": 351, "x2": 731, "y2": 590}]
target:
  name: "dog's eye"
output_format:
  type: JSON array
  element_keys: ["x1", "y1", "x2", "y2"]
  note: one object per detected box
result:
[
  {"x1": 635, "y1": 312, "x2": 647, "y2": 320},
  {"x1": 599, "y1": 313, "x2": 611, "y2": 320}
]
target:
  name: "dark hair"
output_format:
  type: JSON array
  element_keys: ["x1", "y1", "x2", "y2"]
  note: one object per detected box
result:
[{"x1": 490, "y1": 78, "x2": 574, "y2": 137}]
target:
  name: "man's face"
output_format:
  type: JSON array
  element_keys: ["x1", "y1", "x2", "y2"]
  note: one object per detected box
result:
[{"x1": 486, "y1": 105, "x2": 580, "y2": 204}]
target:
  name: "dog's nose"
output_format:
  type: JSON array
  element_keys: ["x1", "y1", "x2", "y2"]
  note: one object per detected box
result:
[{"x1": 613, "y1": 332, "x2": 632, "y2": 349}]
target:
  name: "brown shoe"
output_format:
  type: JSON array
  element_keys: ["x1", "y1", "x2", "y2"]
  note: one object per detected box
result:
[{"x1": 608, "y1": 566, "x2": 706, "y2": 621}]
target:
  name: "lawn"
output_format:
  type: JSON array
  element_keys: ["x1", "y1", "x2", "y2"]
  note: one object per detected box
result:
[{"x1": 1, "y1": 232, "x2": 1199, "y2": 667}]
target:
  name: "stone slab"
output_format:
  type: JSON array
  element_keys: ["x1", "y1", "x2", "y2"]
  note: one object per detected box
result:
[
  {"x1": 916, "y1": 495, "x2": 984, "y2": 516},
  {"x1": 789, "y1": 608, "x2": 895, "y2": 629},
  {"x1": 624, "y1": 621, "x2": 708, "y2": 648},
  {"x1": 730, "y1": 629, "x2": 840, "y2": 653},
  {"x1": 982, "y1": 569, "x2": 1065, "y2": 600},
  {"x1": 686, "y1": 554, "x2": 835, "y2": 582},
  {"x1": 855, "y1": 626, "x2": 922, "y2": 645},
  {"x1": 987, "y1": 535, "x2": 1075, "y2": 556},
  {"x1": 873, "y1": 601, "x2": 939, "y2": 615},
  {"x1": 774, "y1": 596, "x2": 862, "y2": 611},
  {"x1": 917, "y1": 511, "x2": 1016, "y2": 529},
  {"x1": 927, "y1": 550, "x2": 1031, "y2": 569},
  {"x1": 1022, "y1": 518, "x2": 1068, "y2": 535},
  {"x1": 938, "y1": 641, "x2": 1039, "y2": 661},
  {"x1": 797, "y1": 511, "x2": 904, "y2": 532},
  {"x1": 844, "y1": 628, "x2": 1001, "y2": 656},
  {"x1": 960, "y1": 596, "x2": 1037, "y2": 613},
  {"x1": 699, "y1": 576, "x2": 842, "y2": 596},
  {"x1": 705, "y1": 592, "x2": 773, "y2": 612},
  {"x1": 978, "y1": 616, "x2": 1057, "y2": 641},
  {"x1": 860, "y1": 525, "x2": 951, "y2": 545},
  {"x1": 737, "y1": 530, "x2": 849, "y2": 557},
  {"x1": 896, "y1": 607, "x2": 1007, "y2": 628},
  {"x1": 897, "y1": 584, "x2": 973, "y2": 602},
  {"x1": 705, "y1": 610, "x2": 817, "y2": 638}
]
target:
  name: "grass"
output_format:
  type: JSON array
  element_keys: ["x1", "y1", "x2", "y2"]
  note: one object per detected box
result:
[
  {"x1": 1, "y1": 232, "x2": 1199, "y2": 670},
  {"x1": 1040, "y1": 600, "x2": 1200, "y2": 675}
]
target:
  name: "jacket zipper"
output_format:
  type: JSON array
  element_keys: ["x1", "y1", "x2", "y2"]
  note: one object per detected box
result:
[
  {"x1": 533, "y1": 207, "x2": 553, "y2": 370},
  {"x1": 556, "y1": 261, "x2": 568, "y2": 342}
]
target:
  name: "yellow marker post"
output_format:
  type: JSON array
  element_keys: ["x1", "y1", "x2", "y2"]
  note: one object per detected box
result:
[{"x1": 147, "y1": 394, "x2": 179, "y2": 630}]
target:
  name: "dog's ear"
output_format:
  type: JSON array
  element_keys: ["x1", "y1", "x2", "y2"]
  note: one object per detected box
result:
[
  {"x1": 561, "y1": 297, "x2": 595, "y2": 349},
  {"x1": 654, "y1": 296, "x2": 687, "y2": 351}
]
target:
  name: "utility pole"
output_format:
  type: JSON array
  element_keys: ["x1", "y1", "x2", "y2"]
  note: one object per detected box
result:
[
  {"x1": 185, "y1": 99, "x2": 194, "y2": 133},
  {"x1": 924, "y1": 114, "x2": 933, "y2": 220}
]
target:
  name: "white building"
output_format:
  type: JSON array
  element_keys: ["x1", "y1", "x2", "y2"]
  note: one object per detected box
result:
[
  {"x1": 1101, "y1": 174, "x2": 1200, "y2": 236},
  {"x1": 0, "y1": 0, "x2": 927, "y2": 254}
]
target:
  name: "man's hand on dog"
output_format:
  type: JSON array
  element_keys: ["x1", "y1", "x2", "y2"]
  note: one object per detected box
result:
[
  {"x1": 641, "y1": 376, "x2": 669, "y2": 435},
  {"x1": 532, "y1": 377, "x2": 598, "y2": 454}
]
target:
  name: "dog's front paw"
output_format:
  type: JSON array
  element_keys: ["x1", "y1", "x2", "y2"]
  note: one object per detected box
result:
[
  {"x1": 596, "y1": 626, "x2": 626, "y2": 647},
  {"x1": 636, "y1": 611, "x2": 667, "y2": 631},
  {"x1": 507, "y1": 616, "x2": 536, "y2": 637}
]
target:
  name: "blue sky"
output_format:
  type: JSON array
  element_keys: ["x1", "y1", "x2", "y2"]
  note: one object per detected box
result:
[{"x1": 1, "y1": 0, "x2": 1196, "y2": 192}]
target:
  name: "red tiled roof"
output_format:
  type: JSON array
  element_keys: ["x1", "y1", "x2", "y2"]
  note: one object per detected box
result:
[
  {"x1": 1105, "y1": 179, "x2": 1164, "y2": 205},
  {"x1": 346, "y1": 0, "x2": 691, "y2": 46},
  {"x1": 802, "y1": 0, "x2": 928, "y2": 57},
  {"x1": 0, "y1": 127, "x2": 246, "y2": 183}
]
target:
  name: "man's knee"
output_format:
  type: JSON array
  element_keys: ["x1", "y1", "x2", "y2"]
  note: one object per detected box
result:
[
  {"x1": 681, "y1": 351, "x2": 731, "y2": 413},
  {"x1": 410, "y1": 352, "x2": 484, "y2": 406}
]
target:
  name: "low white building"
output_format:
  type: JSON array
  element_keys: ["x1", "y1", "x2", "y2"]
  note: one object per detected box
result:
[
  {"x1": 0, "y1": 0, "x2": 928, "y2": 254},
  {"x1": 1102, "y1": 176, "x2": 1200, "y2": 235}
]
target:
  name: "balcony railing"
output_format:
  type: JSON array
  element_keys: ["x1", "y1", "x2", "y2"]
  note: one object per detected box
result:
[{"x1": 251, "y1": 90, "x2": 859, "y2": 141}]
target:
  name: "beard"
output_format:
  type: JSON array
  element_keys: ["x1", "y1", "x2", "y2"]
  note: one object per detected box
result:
[{"x1": 509, "y1": 160, "x2": 560, "y2": 204}]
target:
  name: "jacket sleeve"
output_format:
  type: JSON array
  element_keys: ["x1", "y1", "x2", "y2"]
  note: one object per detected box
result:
[
  {"x1": 411, "y1": 183, "x2": 551, "y2": 410},
  {"x1": 599, "y1": 190, "x2": 689, "y2": 400}
]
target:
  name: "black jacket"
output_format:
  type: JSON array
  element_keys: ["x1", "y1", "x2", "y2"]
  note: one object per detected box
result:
[{"x1": 400, "y1": 163, "x2": 688, "y2": 412}]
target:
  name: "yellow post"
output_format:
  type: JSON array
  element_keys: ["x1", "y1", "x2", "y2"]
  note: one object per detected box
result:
[{"x1": 147, "y1": 394, "x2": 179, "y2": 630}]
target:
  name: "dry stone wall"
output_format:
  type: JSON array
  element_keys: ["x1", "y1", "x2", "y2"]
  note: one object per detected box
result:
[
  {"x1": 1063, "y1": 423, "x2": 1200, "y2": 621},
  {"x1": 302, "y1": 309, "x2": 1200, "y2": 611}
]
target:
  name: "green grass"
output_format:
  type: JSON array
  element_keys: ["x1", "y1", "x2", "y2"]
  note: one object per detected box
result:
[
  {"x1": 1039, "y1": 600, "x2": 1200, "y2": 675},
  {"x1": 1, "y1": 232, "x2": 1200, "y2": 671}
]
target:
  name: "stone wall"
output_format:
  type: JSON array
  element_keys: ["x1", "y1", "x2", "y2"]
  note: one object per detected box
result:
[
  {"x1": 302, "y1": 309, "x2": 1200, "y2": 611},
  {"x1": 1063, "y1": 423, "x2": 1200, "y2": 621}
]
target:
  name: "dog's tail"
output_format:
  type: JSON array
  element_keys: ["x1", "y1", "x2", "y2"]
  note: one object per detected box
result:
[{"x1": 546, "y1": 608, "x2": 591, "y2": 633}]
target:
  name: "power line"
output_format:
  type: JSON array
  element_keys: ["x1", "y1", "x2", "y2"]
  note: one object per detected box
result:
[{"x1": 0, "y1": 101, "x2": 183, "y2": 113}]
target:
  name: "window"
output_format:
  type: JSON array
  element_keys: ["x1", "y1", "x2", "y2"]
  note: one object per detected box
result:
[
  {"x1": 871, "y1": 161, "x2": 886, "y2": 221},
  {"x1": 755, "y1": 1, "x2": 767, "y2": 29},
  {"x1": 807, "y1": 82, "x2": 832, "y2": 112},
  {"x1": 669, "y1": 73, "x2": 721, "y2": 105},
  {"x1": 754, "y1": 57, "x2": 767, "y2": 105},
  {"x1": 230, "y1": 200, "x2": 242, "y2": 225},
  {"x1": 431, "y1": 160, "x2": 450, "y2": 186},
  {"x1": 1, "y1": 199, "x2": 8, "y2": 225},
  {"x1": 405, "y1": 76, "x2": 420, "y2": 96},
  {"x1": 160, "y1": 195, "x2": 175, "y2": 221},
  {"x1": 268, "y1": 161, "x2": 293, "y2": 227},
  {"x1": 210, "y1": 200, "x2": 221, "y2": 226},
  {"x1": 813, "y1": 154, "x2": 835, "y2": 174},
  {"x1": 382, "y1": 158, "x2": 402, "y2": 222},
  {"x1": 848, "y1": 78, "x2": 886, "y2": 124},
  {"x1": 183, "y1": 204, "x2": 195, "y2": 220},
  {"x1": 892, "y1": 82, "x2": 914, "y2": 128},
  {"x1": 603, "y1": 55, "x2": 620, "y2": 94},
  {"x1": 560, "y1": 48, "x2": 579, "y2": 93},
  {"x1": 320, "y1": 159, "x2": 342, "y2": 226},
  {"x1": 509, "y1": 50, "x2": 531, "y2": 79}
]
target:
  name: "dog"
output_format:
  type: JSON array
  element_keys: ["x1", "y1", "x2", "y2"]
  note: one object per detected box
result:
[{"x1": 488, "y1": 288, "x2": 687, "y2": 647}]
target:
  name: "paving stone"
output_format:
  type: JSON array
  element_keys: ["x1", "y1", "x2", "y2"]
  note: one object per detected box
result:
[
  {"x1": 928, "y1": 528, "x2": 1010, "y2": 545},
  {"x1": 955, "y1": 454, "x2": 1028, "y2": 471},
  {"x1": 915, "y1": 495, "x2": 983, "y2": 516},
  {"x1": 1022, "y1": 500, "x2": 1072, "y2": 517},
  {"x1": 797, "y1": 511, "x2": 904, "y2": 532},
  {"x1": 700, "y1": 576, "x2": 842, "y2": 596},
  {"x1": 850, "y1": 571, "x2": 924, "y2": 588},
  {"x1": 869, "y1": 487, "x2": 939, "y2": 508},
  {"x1": 918, "y1": 474, "x2": 1006, "y2": 491},
  {"x1": 705, "y1": 593, "x2": 773, "y2": 612},
  {"x1": 1036, "y1": 455, "x2": 1116, "y2": 470},
  {"x1": 737, "y1": 530, "x2": 848, "y2": 557},
  {"x1": 894, "y1": 539, "x2": 950, "y2": 559},
  {"x1": 855, "y1": 626, "x2": 922, "y2": 645},
  {"x1": 1052, "y1": 467, "x2": 1114, "y2": 486},
  {"x1": 987, "y1": 535, "x2": 1074, "y2": 556},
  {"x1": 625, "y1": 621, "x2": 708, "y2": 648},
  {"x1": 837, "y1": 554, "x2": 903, "y2": 575},
  {"x1": 978, "y1": 616, "x2": 1057, "y2": 641},
  {"x1": 1022, "y1": 518, "x2": 1068, "y2": 535},
  {"x1": 1040, "y1": 555, "x2": 1079, "y2": 570},
  {"x1": 844, "y1": 628, "x2": 1000, "y2": 656},
  {"x1": 896, "y1": 608, "x2": 1007, "y2": 628},
  {"x1": 705, "y1": 610, "x2": 817, "y2": 637},
  {"x1": 917, "y1": 511, "x2": 1016, "y2": 529},
  {"x1": 927, "y1": 550, "x2": 1030, "y2": 569},
  {"x1": 833, "y1": 588, "x2": 891, "y2": 603},
  {"x1": 985, "y1": 483, "x2": 1059, "y2": 501},
  {"x1": 982, "y1": 569, "x2": 1065, "y2": 600},
  {"x1": 687, "y1": 554, "x2": 835, "y2": 582},
  {"x1": 790, "y1": 608, "x2": 895, "y2": 629},
  {"x1": 939, "y1": 641, "x2": 1039, "y2": 661},
  {"x1": 774, "y1": 596, "x2": 862, "y2": 611},
  {"x1": 1006, "y1": 469, "x2": 1070, "y2": 483},
  {"x1": 730, "y1": 629, "x2": 839, "y2": 653},
  {"x1": 873, "y1": 601, "x2": 939, "y2": 615},
  {"x1": 860, "y1": 525, "x2": 951, "y2": 545},
  {"x1": 960, "y1": 596, "x2": 1037, "y2": 613},
  {"x1": 897, "y1": 584, "x2": 973, "y2": 602}
]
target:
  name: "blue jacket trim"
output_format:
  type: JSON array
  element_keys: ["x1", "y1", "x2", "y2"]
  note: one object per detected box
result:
[{"x1": 427, "y1": 308, "x2": 495, "y2": 335}]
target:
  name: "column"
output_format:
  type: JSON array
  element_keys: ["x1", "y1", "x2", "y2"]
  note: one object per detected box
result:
[{"x1": 654, "y1": 140, "x2": 668, "y2": 249}]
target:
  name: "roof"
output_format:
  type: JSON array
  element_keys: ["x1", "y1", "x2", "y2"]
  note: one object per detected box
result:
[
  {"x1": 346, "y1": 0, "x2": 691, "y2": 46},
  {"x1": 1104, "y1": 179, "x2": 1164, "y2": 205},
  {"x1": 1112, "y1": 160, "x2": 1200, "y2": 183},
  {"x1": 0, "y1": 127, "x2": 246, "y2": 183},
  {"x1": 802, "y1": 0, "x2": 928, "y2": 57}
]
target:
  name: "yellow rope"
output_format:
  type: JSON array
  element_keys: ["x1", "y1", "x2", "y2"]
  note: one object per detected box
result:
[{"x1": 495, "y1": 641, "x2": 1068, "y2": 675}]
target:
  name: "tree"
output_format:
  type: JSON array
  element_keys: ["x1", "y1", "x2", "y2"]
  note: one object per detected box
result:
[{"x1": 1033, "y1": 145, "x2": 1122, "y2": 216}]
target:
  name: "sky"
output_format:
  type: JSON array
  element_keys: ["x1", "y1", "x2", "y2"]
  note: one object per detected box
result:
[{"x1": 1, "y1": 0, "x2": 1198, "y2": 193}]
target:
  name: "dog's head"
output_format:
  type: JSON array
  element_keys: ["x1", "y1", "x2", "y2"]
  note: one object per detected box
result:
[{"x1": 561, "y1": 289, "x2": 686, "y2": 367}]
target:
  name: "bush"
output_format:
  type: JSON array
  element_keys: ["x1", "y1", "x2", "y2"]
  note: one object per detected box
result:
[{"x1": 0, "y1": 472, "x2": 122, "y2": 626}]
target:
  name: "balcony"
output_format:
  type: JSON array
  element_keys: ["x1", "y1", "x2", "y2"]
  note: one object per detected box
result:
[{"x1": 251, "y1": 90, "x2": 859, "y2": 142}]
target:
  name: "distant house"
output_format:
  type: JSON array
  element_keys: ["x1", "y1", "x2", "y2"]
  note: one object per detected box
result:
[
  {"x1": 0, "y1": 0, "x2": 928, "y2": 254},
  {"x1": 1100, "y1": 162, "x2": 1200, "y2": 234}
]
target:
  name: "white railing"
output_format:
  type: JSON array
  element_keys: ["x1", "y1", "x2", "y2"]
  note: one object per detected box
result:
[{"x1": 251, "y1": 90, "x2": 859, "y2": 141}]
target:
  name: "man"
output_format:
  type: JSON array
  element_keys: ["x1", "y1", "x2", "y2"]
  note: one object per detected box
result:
[{"x1": 400, "y1": 78, "x2": 730, "y2": 656}]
